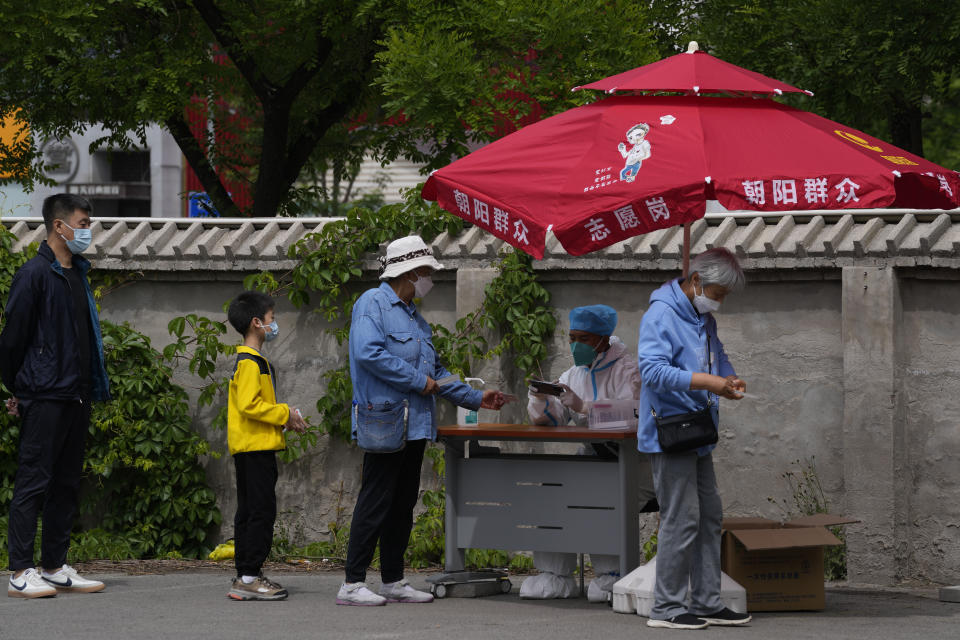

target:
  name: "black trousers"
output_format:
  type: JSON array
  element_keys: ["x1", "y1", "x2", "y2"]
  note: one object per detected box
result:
[
  {"x1": 345, "y1": 439, "x2": 427, "y2": 584},
  {"x1": 233, "y1": 451, "x2": 278, "y2": 577},
  {"x1": 8, "y1": 398, "x2": 90, "y2": 572}
]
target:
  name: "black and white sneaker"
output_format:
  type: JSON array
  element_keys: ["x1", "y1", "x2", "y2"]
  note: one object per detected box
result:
[
  {"x1": 41, "y1": 565, "x2": 105, "y2": 593},
  {"x1": 646, "y1": 613, "x2": 709, "y2": 630},
  {"x1": 8, "y1": 569, "x2": 57, "y2": 599},
  {"x1": 700, "y1": 607, "x2": 752, "y2": 626}
]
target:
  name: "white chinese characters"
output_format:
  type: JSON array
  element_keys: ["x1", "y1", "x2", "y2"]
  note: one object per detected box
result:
[
  {"x1": 834, "y1": 178, "x2": 860, "y2": 203},
  {"x1": 739, "y1": 177, "x2": 862, "y2": 206},
  {"x1": 451, "y1": 190, "x2": 529, "y2": 245},
  {"x1": 585, "y1": 217, "x2": 611, "y2": 242},
  {"x1": 614, "y1": 205, "x2": 641, "y2": 230},
  {"x1": 473, "y1": 199, "x2": 489, "y2": 225},
  {"x1": 454, "y1": 189, "x2": 470, "y2": 214},
  {"x1": 645, "y1": 197, "x2": 670, "y2": 223}
]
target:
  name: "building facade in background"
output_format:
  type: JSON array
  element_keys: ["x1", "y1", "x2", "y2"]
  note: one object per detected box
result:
[{"x1": 0, "y1": 123, "x2": 184, "y2": 218}]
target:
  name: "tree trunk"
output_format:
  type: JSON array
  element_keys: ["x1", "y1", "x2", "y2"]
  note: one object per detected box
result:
[
  {"x1": 165, "y1": 115, "x2": 243, "y2": 218},
  {"x1": 252, "y1": 105, "x2": 292, "y2": 218}
]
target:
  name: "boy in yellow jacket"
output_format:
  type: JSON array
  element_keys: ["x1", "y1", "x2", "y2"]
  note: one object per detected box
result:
[{"x1": 225, "y1": 291, "x2": 306, "y2": 601}]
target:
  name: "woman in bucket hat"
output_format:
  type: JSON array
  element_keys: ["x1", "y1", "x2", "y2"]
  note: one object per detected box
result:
[{"x1": 337, "y1": 235, "x2": 508, "y2": 606}]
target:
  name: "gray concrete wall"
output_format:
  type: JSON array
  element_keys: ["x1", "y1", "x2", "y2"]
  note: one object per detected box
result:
[
  {"x1": 92, "y1": 264, "x2": 960, "y2": 587},
  {"x1": 8, "y1": 213, "x2": 960, "y2": 587}
]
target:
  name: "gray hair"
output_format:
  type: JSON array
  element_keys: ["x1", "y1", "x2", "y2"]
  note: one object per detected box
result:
[{"x1": 689, "y1": 248, "x2": 745, "y2": 291}]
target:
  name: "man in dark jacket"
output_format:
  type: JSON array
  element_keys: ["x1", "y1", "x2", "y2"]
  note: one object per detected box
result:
[{"x1": 0, "y1": 193, "x2": 110, "y2": 599}]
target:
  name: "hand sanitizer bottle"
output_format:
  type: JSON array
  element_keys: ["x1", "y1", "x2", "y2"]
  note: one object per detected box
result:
[{"x1": 457, "y1": 377, "x2": 485, "y2": 426}]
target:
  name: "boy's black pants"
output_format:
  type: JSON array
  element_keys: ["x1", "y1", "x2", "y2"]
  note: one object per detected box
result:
[
  {"x1": 8, "y1": 398, "x2": 89, "y2": 572},
  {"x1": 233, "y1": 451, "x2": 278, "y2": 577},
  {"x1": 345, "y1": 438, "x2": 426, "y2": 584}
]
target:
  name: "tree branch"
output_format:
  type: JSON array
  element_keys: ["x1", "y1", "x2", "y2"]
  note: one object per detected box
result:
[
  {"x1": 165, "y1": 113, "x2": 243, "y2": 218},
  {"x1": 277, "y1": 32, "x2": 333, "y2": 105},
  {"x1": 190, "y1": 0, "x2": 275, "y2": 103},
  {"x1": 281, "y1": 20, "x2": 384, "y2": 187}
]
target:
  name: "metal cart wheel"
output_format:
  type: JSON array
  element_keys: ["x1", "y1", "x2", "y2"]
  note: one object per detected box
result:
[
  {"x1": 435, "y1": 584, "x2": 448, "y2": 599},
  {"x1": 500, "y1": 579, "x2": 512, "y2": 593}
]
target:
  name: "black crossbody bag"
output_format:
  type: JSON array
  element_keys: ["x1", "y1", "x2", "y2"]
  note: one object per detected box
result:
[{"x1": 651, "y1": 335, "x2": 718, "y2": 453}]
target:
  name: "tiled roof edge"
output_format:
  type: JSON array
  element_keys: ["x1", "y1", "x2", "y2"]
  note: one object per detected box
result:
[{"x1": 5, "y1": 211, "x2": 960, "y2": 272}]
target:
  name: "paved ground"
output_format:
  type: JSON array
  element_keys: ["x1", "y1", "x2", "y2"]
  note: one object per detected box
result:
[{"x1": 2, "y1": 571, "x2": 959, "y2": 640}]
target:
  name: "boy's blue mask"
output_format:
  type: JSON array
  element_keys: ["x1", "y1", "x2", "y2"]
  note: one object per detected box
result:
[{"x1": 261, "y1": 320, "x2": 279, "y2": 342}]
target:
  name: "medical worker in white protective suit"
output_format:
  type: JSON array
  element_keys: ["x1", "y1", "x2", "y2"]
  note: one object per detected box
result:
[{"x1": 521, "y1": 304, "x2": 656, "y2": 602}]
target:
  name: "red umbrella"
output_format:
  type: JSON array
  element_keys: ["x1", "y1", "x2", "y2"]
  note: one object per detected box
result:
[
  {"x1": 422, "y1": 94, "x2": 959, "y2": 259},
  {"x1": 572, "y1": 42, "x2": 812, "y2": 97}
]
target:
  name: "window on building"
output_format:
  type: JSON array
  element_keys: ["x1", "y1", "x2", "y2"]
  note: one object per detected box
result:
[{"x1": 108, "y1": 151, "x2": 151, "y2": 183}]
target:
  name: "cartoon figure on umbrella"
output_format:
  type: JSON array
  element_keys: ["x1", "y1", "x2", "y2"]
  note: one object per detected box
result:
[{"x1": 618, "y1": 122, "x2": 651, "y2": 182}]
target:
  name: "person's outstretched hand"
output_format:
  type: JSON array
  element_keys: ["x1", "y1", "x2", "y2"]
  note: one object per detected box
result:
[{"x1": 480, "y1": 390, "x2": 507, "y2": 410}]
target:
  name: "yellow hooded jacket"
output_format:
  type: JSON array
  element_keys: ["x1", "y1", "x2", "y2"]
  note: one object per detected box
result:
[{"x1": 227, "y1": 346, "x2": 289, "y2": 455}]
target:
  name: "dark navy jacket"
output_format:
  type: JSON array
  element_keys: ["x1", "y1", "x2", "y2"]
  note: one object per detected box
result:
[{"x1": 0, "y1": 241, "x2": 110, "y2": 402}]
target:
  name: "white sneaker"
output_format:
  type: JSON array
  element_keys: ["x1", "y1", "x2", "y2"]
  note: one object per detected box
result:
[
  {"x1": 587, "y1": 573, "x2": 618, "y2": 603},
  {"x1": 40, "y1": 564, "x2": 105, "y2": 593},
  {"x1": 336, "y1": 582, "x2": 387, "y2": 606},
  {"x1": 379, "y1": 579, "x2": 434, "y2": 603},
  {"x1": 8, "y1": 568, "x2": 57, "y2": 599}
]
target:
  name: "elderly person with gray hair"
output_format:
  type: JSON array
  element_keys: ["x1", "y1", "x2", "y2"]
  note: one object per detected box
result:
[{"x1": 636, "y1": 248, "x2": 751, "y2": 630}]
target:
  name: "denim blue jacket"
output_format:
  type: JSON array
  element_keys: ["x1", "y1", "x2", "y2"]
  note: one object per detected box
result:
[{"x1": 349, "y1": 282, "x2": 482, "y2": 442}]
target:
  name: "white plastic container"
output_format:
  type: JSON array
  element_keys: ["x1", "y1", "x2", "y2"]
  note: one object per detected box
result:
[
  {"x1": 586, "y1": 398, "x2": 639, "y2": 430},
  {"x1": 612, "y1": 556, "x2": 747, "y2": 616},
  {"x1": 457, "y1": 377, "x2": 485, "y2": 426}
]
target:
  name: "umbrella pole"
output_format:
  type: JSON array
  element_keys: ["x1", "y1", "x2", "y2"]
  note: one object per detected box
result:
[{"x1": 682, "y1": 222, "x2": 691, "y2": 277}]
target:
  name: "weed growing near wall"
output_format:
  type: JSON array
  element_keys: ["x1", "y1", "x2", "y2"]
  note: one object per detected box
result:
[{"x1": 769, "y1": 457, "x2": 847, "y2": 581}]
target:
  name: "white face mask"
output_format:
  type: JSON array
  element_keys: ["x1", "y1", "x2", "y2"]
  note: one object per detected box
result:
[
  {"x1": 692, "y1": 281, "x2": 721, "y2": 314},
  {"x1": 410, "y1": 272, "x2": 434, "y2": 298}
]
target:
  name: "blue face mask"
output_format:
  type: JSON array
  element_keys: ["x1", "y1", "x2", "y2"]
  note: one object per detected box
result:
[
  {"x1": 60, "y1": 223, "x2": 92, "y2": 254},
  {"x1": 261, "y1": 320, "x2": 279, "y2": 342},
  {"x1": 570, "y1": 341, "x2": 597, "y2": 367}
]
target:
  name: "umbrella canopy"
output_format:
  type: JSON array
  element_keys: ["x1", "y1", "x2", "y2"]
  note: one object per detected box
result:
[
  {"x1": 572, "y1": 42, "x2": 812, "y2": 97},
  {"x1": 422, "y1": 94, "x2": 959, "y2": 259}
]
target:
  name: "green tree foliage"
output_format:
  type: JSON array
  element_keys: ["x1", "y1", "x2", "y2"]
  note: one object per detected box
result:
[
  {"x1": 648, "y1": 0, "x2": 960, "y2": 165},
  {"x1": 0, "y1": 0, "x2": 657, "y2": 217},
  {"x1": 374, "y1": 1, "x2": 659, "y2": 170},
  {"x1": 86, "y1": 321, "x2": 222, "y2": 557}
]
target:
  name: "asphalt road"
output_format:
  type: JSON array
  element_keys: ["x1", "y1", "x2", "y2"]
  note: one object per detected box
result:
[{"x1": 2, "y1": 572, "x2": 959, "y2": 640}]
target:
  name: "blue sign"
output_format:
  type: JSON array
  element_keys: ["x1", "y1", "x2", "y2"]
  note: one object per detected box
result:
[{"x1": 188, "y1": 192, "x2": 221, "y2": 217}]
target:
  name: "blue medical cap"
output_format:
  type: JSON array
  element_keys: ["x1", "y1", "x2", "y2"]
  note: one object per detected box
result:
[{"x1": 569, "y1": 305, "x2": 617, "y2": 336}]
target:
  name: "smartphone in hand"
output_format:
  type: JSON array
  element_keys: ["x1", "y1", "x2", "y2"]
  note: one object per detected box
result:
[{"x1": 529, "y1": 379, "x2": 564, "y2": 396}]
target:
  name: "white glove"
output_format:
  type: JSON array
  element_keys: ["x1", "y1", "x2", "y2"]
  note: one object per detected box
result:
[{"x1": 558, "y1": 384, "x2": 584, "y2": 413}]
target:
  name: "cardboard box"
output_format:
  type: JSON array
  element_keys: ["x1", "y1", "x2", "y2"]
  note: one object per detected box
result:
[{"x1": 721, "y1": 513, "x2": 859, "y2": 612}]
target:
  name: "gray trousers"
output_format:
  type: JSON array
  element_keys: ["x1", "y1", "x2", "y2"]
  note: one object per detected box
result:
[{"x1": 650, "y1": 451, "x2": 724, "y2": 620}]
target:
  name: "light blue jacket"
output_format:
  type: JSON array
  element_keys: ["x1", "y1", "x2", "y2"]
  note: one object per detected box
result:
[
  {"x1": 349, "y1": 282, "x2": 482, "y2": 442},
  {"x1": 636, "y1": 278, "x2": 735, "y2": 454}
]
